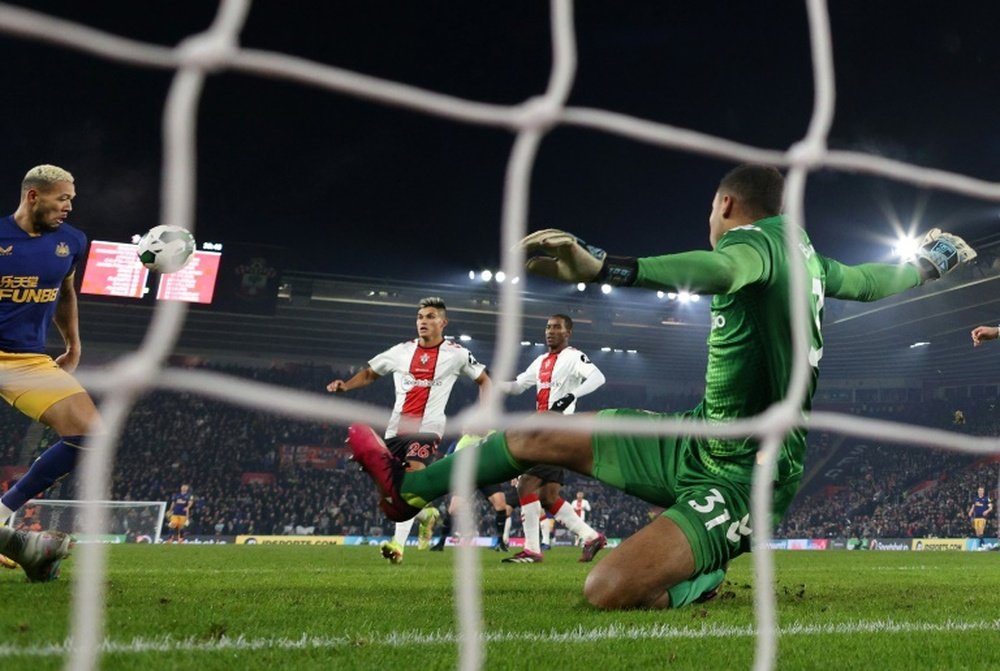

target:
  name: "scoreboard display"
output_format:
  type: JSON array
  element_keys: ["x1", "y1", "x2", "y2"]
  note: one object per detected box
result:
[{"x1": 80, "y1": 240, "x2": 222, "y2": 304}]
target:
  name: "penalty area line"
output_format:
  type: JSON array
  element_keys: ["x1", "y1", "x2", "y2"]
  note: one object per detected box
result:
[{"x1": 4, "y1": 618, "x2": 1000, "y2": 657}]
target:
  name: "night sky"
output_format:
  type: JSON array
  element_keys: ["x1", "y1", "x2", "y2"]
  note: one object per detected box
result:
[{"x1": 2, "y1": 2, "x2": 1000, "y2": 280}]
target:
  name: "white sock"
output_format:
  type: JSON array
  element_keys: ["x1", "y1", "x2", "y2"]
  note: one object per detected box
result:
[
  {"x1": 521, "y1": 500, "x2": 542, "y2": 554},
  {"x1": 502, "y1": 516, "x2": 511, "y2": 543},
  {"x1": 393, "y1": 518, "x2": 416, "y2": 546},
  {"x1": 0, "y1": 504, "x2": 12, "y2": 526},
  {"x1": 553, "y1": 500, "x2": 598, "y2": 543},
  {"x1": 540, "y1": 517, "x2": 552, "y2": 545}
]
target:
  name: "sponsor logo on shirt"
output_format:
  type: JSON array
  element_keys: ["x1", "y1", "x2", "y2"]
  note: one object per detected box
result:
[
  {"x1": 401, "y1": 374, "x2": 444, "y2": 392},
  {"x1": 0, "y1": 275, "x2": 58, "y2": 303}
]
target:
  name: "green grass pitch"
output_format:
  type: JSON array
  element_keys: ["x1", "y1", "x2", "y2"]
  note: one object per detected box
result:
[{"x1": 2, "y1": 545, "x2": 998, "y2": 670}]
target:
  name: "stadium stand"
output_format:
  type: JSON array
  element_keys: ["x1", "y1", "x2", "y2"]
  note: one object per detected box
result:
[{"x1": 3, "y1": 357, "x2": 995, "y2": 542}]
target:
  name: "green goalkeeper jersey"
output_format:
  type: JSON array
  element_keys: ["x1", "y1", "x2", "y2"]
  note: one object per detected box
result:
[{"x1": 635, "y1": 215, "x2": 920, "y2": 484}]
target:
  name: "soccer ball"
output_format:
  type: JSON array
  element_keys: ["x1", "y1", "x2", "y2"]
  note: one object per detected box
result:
[{"x1": 137, "y1": 225, "x2": 196, "y2": 273}]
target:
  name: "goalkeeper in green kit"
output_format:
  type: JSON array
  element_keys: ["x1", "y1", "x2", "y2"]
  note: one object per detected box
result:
[{"x1": 348, "y1": 164, "x2": 976, "y2": 610}]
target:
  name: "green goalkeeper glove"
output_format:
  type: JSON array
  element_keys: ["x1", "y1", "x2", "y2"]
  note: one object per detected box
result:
[
  {"x1": 520, "y1": 228, "x2": 638, "y2": 285},
  {"x1": 913, "y1": 228, "x2": 977, "y2": 280}
]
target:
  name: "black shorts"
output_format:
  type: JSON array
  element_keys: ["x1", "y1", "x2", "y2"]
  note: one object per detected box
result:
[
  {"x1": 524, "y1": 464, "x2": 564, "y2": 485},
  {"x1": 479, "y1": 482, "x2": 504, "y2": 498},
  {"x1": 505, "y1": 488, "x2": 521, "y2": 509},
  {"x1": 384, "y1": 433, "x2": 440, "y2": 467}
]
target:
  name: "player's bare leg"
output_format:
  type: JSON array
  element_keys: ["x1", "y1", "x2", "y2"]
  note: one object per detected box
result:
[
  {"x1": 582, "y1": 516, "x2": 695, "y2": 609},
  {"x1": 39, "y1": 391, "x2": 101, "y2": 436},
  {"x1": 504, "y1": 429, "x2": 595, "y2": 474}
]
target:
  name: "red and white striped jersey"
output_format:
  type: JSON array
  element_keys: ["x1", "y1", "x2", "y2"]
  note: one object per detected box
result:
[
  {"x1": 368, "y1": 339, "x2": 486, "y2": 439},
  {"x1": 508, "y1": 346, "x2": 602, "y2": 414}
]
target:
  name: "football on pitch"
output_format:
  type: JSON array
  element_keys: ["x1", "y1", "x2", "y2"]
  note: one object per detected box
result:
[{"x1": 137, "y1": 225, "x2": 196, "y2": 273}]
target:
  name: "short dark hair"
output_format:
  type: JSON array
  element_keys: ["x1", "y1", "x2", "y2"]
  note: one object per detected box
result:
[
  {"x1": 550, "y1": 314, "x2": 573, "y2": 330},
  {"x1": 719, "y1": 164, "x2": 784, "y2": 219},
  {"x1": 418, "y1": 296, "x2": 447, "y2": 313}
]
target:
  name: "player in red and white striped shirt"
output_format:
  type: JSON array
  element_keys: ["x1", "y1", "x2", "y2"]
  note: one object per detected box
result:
[
  {"x1": 327, "y1": 297, "x2": 490, "y2": 563},
  {"x1": 571, "y1": 491, "x2": 592, "y2": 546},
  {"x1": 499, "y1": 314, "x2": 607, "y2": 564}
]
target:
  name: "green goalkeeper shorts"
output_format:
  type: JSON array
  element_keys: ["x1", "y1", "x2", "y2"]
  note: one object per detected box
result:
[{"x1": 590, "y1": 408, "x2": 799, "y2": 574}]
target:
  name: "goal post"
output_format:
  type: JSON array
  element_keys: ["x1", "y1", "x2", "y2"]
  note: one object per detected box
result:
[{"x1": 9, "y1": 499, "x2": 168, "y2": 544}]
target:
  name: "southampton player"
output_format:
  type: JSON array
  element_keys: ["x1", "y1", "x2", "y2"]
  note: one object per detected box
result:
[
  {"x1": 499, "y1": 315, "x2": 607, "y2": 564},
  {"x1": 348, "y1": 164, "x2": 975, "y2": 609},
  {"x1": 0, "y1": 165, "x2": 101, "y2": 581},
  {"x1": 967, "y1": 486, "x2": 993, "y2": 542},
  {"x1": 572, "y1": 491, "x2": 592, "y2": 546},
  {"x1": 167, "y1": 483, "x2": 194, "y2": 543},
  {"x1": 327, "y1": 297, "x2": 490, "y2": 564}
]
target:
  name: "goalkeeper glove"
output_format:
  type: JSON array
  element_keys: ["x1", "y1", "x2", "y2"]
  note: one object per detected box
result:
[
  {"x1": 913, "y1": 228, "x2": 977, "y2": 280},
  {"x1": 549, "y1": 394, "x2": 575, "y2": 413},
  {"x1": 520, "y1": 228, "x2": 638, "y2": 286}
]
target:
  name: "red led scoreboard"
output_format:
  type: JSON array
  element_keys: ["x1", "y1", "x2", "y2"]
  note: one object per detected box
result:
[{"x1": 80, "y1": 239, "x2": 222, "y2": 304}]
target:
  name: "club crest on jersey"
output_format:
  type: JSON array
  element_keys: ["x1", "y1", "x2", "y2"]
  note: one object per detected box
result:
[
  {"x1": 0, "y1": 245, "x2": 11, "y2": 256},
  {"x1": 55, "y1": 242, "x2": 70, "y2": 257},
  {"x1": 419, "y1": 353, "x2": 430, "y2": 365}
]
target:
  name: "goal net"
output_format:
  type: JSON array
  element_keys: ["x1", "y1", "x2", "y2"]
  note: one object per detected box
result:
[
  {"x1": 9, "y1": 499, "x2": 167, "y2": 545},
  {"x1": 1, "y1": 3, "x2": 1000, "y2": 671}
]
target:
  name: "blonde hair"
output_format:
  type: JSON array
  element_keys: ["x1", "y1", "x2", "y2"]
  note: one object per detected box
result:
[{"x1": 22, "y1": 164, "x2": 74, "y2": 193}]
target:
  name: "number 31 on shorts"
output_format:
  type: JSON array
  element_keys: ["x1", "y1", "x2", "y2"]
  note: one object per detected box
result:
[{"x1": 688, "y1": 488, "x2": 752, "y2": 544}]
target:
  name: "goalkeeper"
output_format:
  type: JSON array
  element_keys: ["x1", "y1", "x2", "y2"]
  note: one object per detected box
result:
[{"x1": 349, "y1": 164, "x2": 976, "y2": 609}]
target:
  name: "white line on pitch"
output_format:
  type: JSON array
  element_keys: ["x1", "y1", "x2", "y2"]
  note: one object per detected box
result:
[{"x1": 4, "y1": 619, "x2": 1000, "y2": 657}]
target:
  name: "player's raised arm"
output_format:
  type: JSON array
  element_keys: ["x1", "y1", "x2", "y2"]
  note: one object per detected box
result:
[
  {"x1": 326, "y1": 367, "x2": 380, "y2": 393},
  {"x1": 520, "y1": 228, "x2": 769, "y2": 295},
  {"x1": 822, "y1": 228, "x2": 976, "y2": 303}
]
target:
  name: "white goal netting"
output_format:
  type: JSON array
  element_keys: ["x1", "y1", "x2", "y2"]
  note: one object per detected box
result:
[
  {"x1": 9, "y1": 499, "x2": 167, "y2": 545},
  {"x1": 1, "y1": 2, "x2": 1000, "y2": 671}
]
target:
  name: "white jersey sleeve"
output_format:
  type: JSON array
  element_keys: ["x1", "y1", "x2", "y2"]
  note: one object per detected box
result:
[
  {"x1": 502, "y1": 355, "x2": 542, "y2": 395},
  {"x1": 458, "y1": 346, "x2": 487, "y2": 381},
  {"x1": 368, "y1": 343, "x2": 406, "y2": 376}
]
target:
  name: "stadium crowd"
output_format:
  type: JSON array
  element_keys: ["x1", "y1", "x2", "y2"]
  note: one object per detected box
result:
[{"x1": 1, "y1": 360, "x2": 996, "y2": 541}]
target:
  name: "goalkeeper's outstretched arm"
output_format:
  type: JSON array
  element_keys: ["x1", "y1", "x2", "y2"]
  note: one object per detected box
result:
[
  {"x1": 520, "y1": 225, "x2": 974, "y2": 297},
  {"x1": 518, "y1": 227, "x2": 767, "y2": 294},
  {"x1": 822, "y1": 226, "x2": 976, "y2": 302},
  {"x1": 821, "y1": 258, "x2": 921, "y2": 302}
]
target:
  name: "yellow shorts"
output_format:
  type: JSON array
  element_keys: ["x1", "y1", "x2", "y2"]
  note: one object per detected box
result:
[
  {"x1": 973, "y1": 517, "x2": 987, "y2": 536},
  {"x1": 169, "y1": 515, "x2": 188, "y2": 530},
  {"x1": 0, "y1": 352, "x2": 86, "y2": 421}
]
